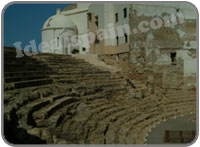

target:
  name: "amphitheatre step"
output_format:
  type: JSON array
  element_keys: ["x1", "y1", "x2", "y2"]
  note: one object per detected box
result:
[
  {"x1": 16, "y1": 97, "x2": 52, "y2": 128},
  {"x1": 45, "y1": 64, "x2": 96, "y2": 69},
  {"x1": 4, "y1": 50, "x2": 23, "y2": 56},
  {"x1": 55, "y1": 78, "x2": 124, "y2": 85},
  {"x1": 80, "y1": 86, "x2": 128, "y2": 99},
  {"x1": 4, "y1": 79, "x2": 53, "y2": 90},
  {"x1": 45, "y1": 66, "x2": 100, "y2": 72},
  {"x1": 166, "y1": 94, "x2": 196, "y2": 100},
  {"x1": 34, "y1": 56, "x2": 84, "y2": 61},
  {"x1": 56, "y1": 70, "x2": 110, "y2": 75},
  {"x1": 55, "y1": 70, "x2": 109, "y2": 75},
  {"x1": 4, "y1": 83, "x2": 75, "y2": 104},
  {"x1": 85, "y1": 107, "x2": 128, "y2": 142},
  {"x1": 4, "y1": 56, "x2": 86, "y2": 64},
  {"x1": 4, "y1": 60, "x2": 42, "y2": 66},
  {"x1": 57, "y1": 81, "x2": 128, "y2": 95},
  {"x1": 50, "y1": 73, "x2": 114, "y2": 78},
  {"x1": 4, "y1": 53, "x2": 39, "y2": 60},
  {"x1": 50, "y1": 74, "x2": 118, "y2": 82},
  {"x1": 4, "y1": 47, "x2": 35, "y2": 54},
  {"x1": 74, "y1": 80, "x2": 127, "y2": 88},
  {"x1": 45, "y1": 103, "x2": 77, "y2": 127},
  {"x1": 4, "y1": 71, "x2": 56, "y2": 77},
  {"x1": 5, "y1": 75, "x2": 49, "y2": 83},
  {"x1": 44, "y1": 62, "x2": 91, "y2": 66},
  {"x1": 41, "y1": 61, "x2": 91, "y2": 66},
  {"x1": 4, "y1": 57, "x2": 40, "y2": 64},
  {"x1": 4, "y1": 46, "x2": 19, "y2": 52},
  {"x1": 33, "y1": 55, "x2": 85, "y2": 61},
  {"x1": 35, "y1": 53, "x2": 71, "y2": 57},
  {"x1": 33, "y1": 96, "x2": 79, "y2": 127},
  {"x1": 4, "y1": 87, "x2": 76, "y2": 118},
  {"x1": 4, "y1": 85, "x2": 54, "y2": 107},
  {"x1": 4, "y1": 63, "x2": 46, "y2": 67},
  {"x1": 4, "y1": 67, "x2": 49, "y2": 72},
  {"x1": 166, "y1": 92, "x2": 196, "y2": 97}
]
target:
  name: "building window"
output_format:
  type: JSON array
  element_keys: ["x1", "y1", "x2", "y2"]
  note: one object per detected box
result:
[
  {"x1": 124, "y1": 33, "x2": 128, "y2": 43},
  {"x1": 115, "y1": 13, "x2": 118, "y2": 22},
  {"x1": 57, "y1": 37, "x2": 59, "y2": 46},
  {"x1": 116, "y1": 36, "x2": 119, "y2": 45},
  {"x1": 123, "y1": 8, "x2": 127, "y2": 18},
  {"x1": 170, "y1": 52, "x2": 176, "y2": 64},
  {"x1": 82, "y1": 47, "x2": 86, "y2": 51},
  {"x1": 95, "y1": 35, "x2": 100, "y2": 44},
  {"x1": 95, "y1": 15, "x2": 98, "y2": 28},
  {"x1": 88, "y1": 13, "x2": 92, "y2": 21},
  {"x1": 87, "y1": 13, "x2": 92, "y2": 29}
]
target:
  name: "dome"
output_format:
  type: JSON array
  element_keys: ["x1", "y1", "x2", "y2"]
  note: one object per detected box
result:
[{"x1": 43, "y1": 9, "x2": 76, "y2": 29}]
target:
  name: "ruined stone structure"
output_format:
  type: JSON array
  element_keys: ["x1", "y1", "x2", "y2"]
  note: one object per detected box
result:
[
  {"x1": 128, "y1": 4, "x2": 197, "y2": 89},
  {"x1": 4, "y1": 47, "x2": 196, "y2": 144}
]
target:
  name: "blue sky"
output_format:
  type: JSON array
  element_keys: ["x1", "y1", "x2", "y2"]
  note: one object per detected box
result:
[{"x1": 3, "y1": 3, "x2": 71, "y2": 49}]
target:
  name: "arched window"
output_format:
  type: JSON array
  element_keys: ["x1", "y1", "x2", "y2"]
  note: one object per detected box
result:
[
  {"x1": 124, "y1": 33, "x2": 128, "y2": 43},
  {"x1": 170, "y1": 52, "x2": 176, "y2": 64},
  {"x1": 116, "y1": 36, "x2": 119, "y2": 45},
  {"x1": 57, "y1": 37, "x2": 59, "y2": 46}
]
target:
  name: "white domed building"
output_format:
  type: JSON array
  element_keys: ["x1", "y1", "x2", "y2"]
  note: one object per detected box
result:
[
  {"x1": 41, "y1": 4, "x2": 91, "y2": 54},
  {"x1": 41, "y1": 8, "x2": 77, "y2": 54}
]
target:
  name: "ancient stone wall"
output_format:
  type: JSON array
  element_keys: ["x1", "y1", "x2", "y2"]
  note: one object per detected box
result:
[{"x1": 128, "y1": 5, "x2": 196, "y2": 89}]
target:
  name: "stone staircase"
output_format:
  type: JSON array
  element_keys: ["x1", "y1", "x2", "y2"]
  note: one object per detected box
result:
[{"x1": 4, "y1": 47, "x2": 196, "y2": 144}]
